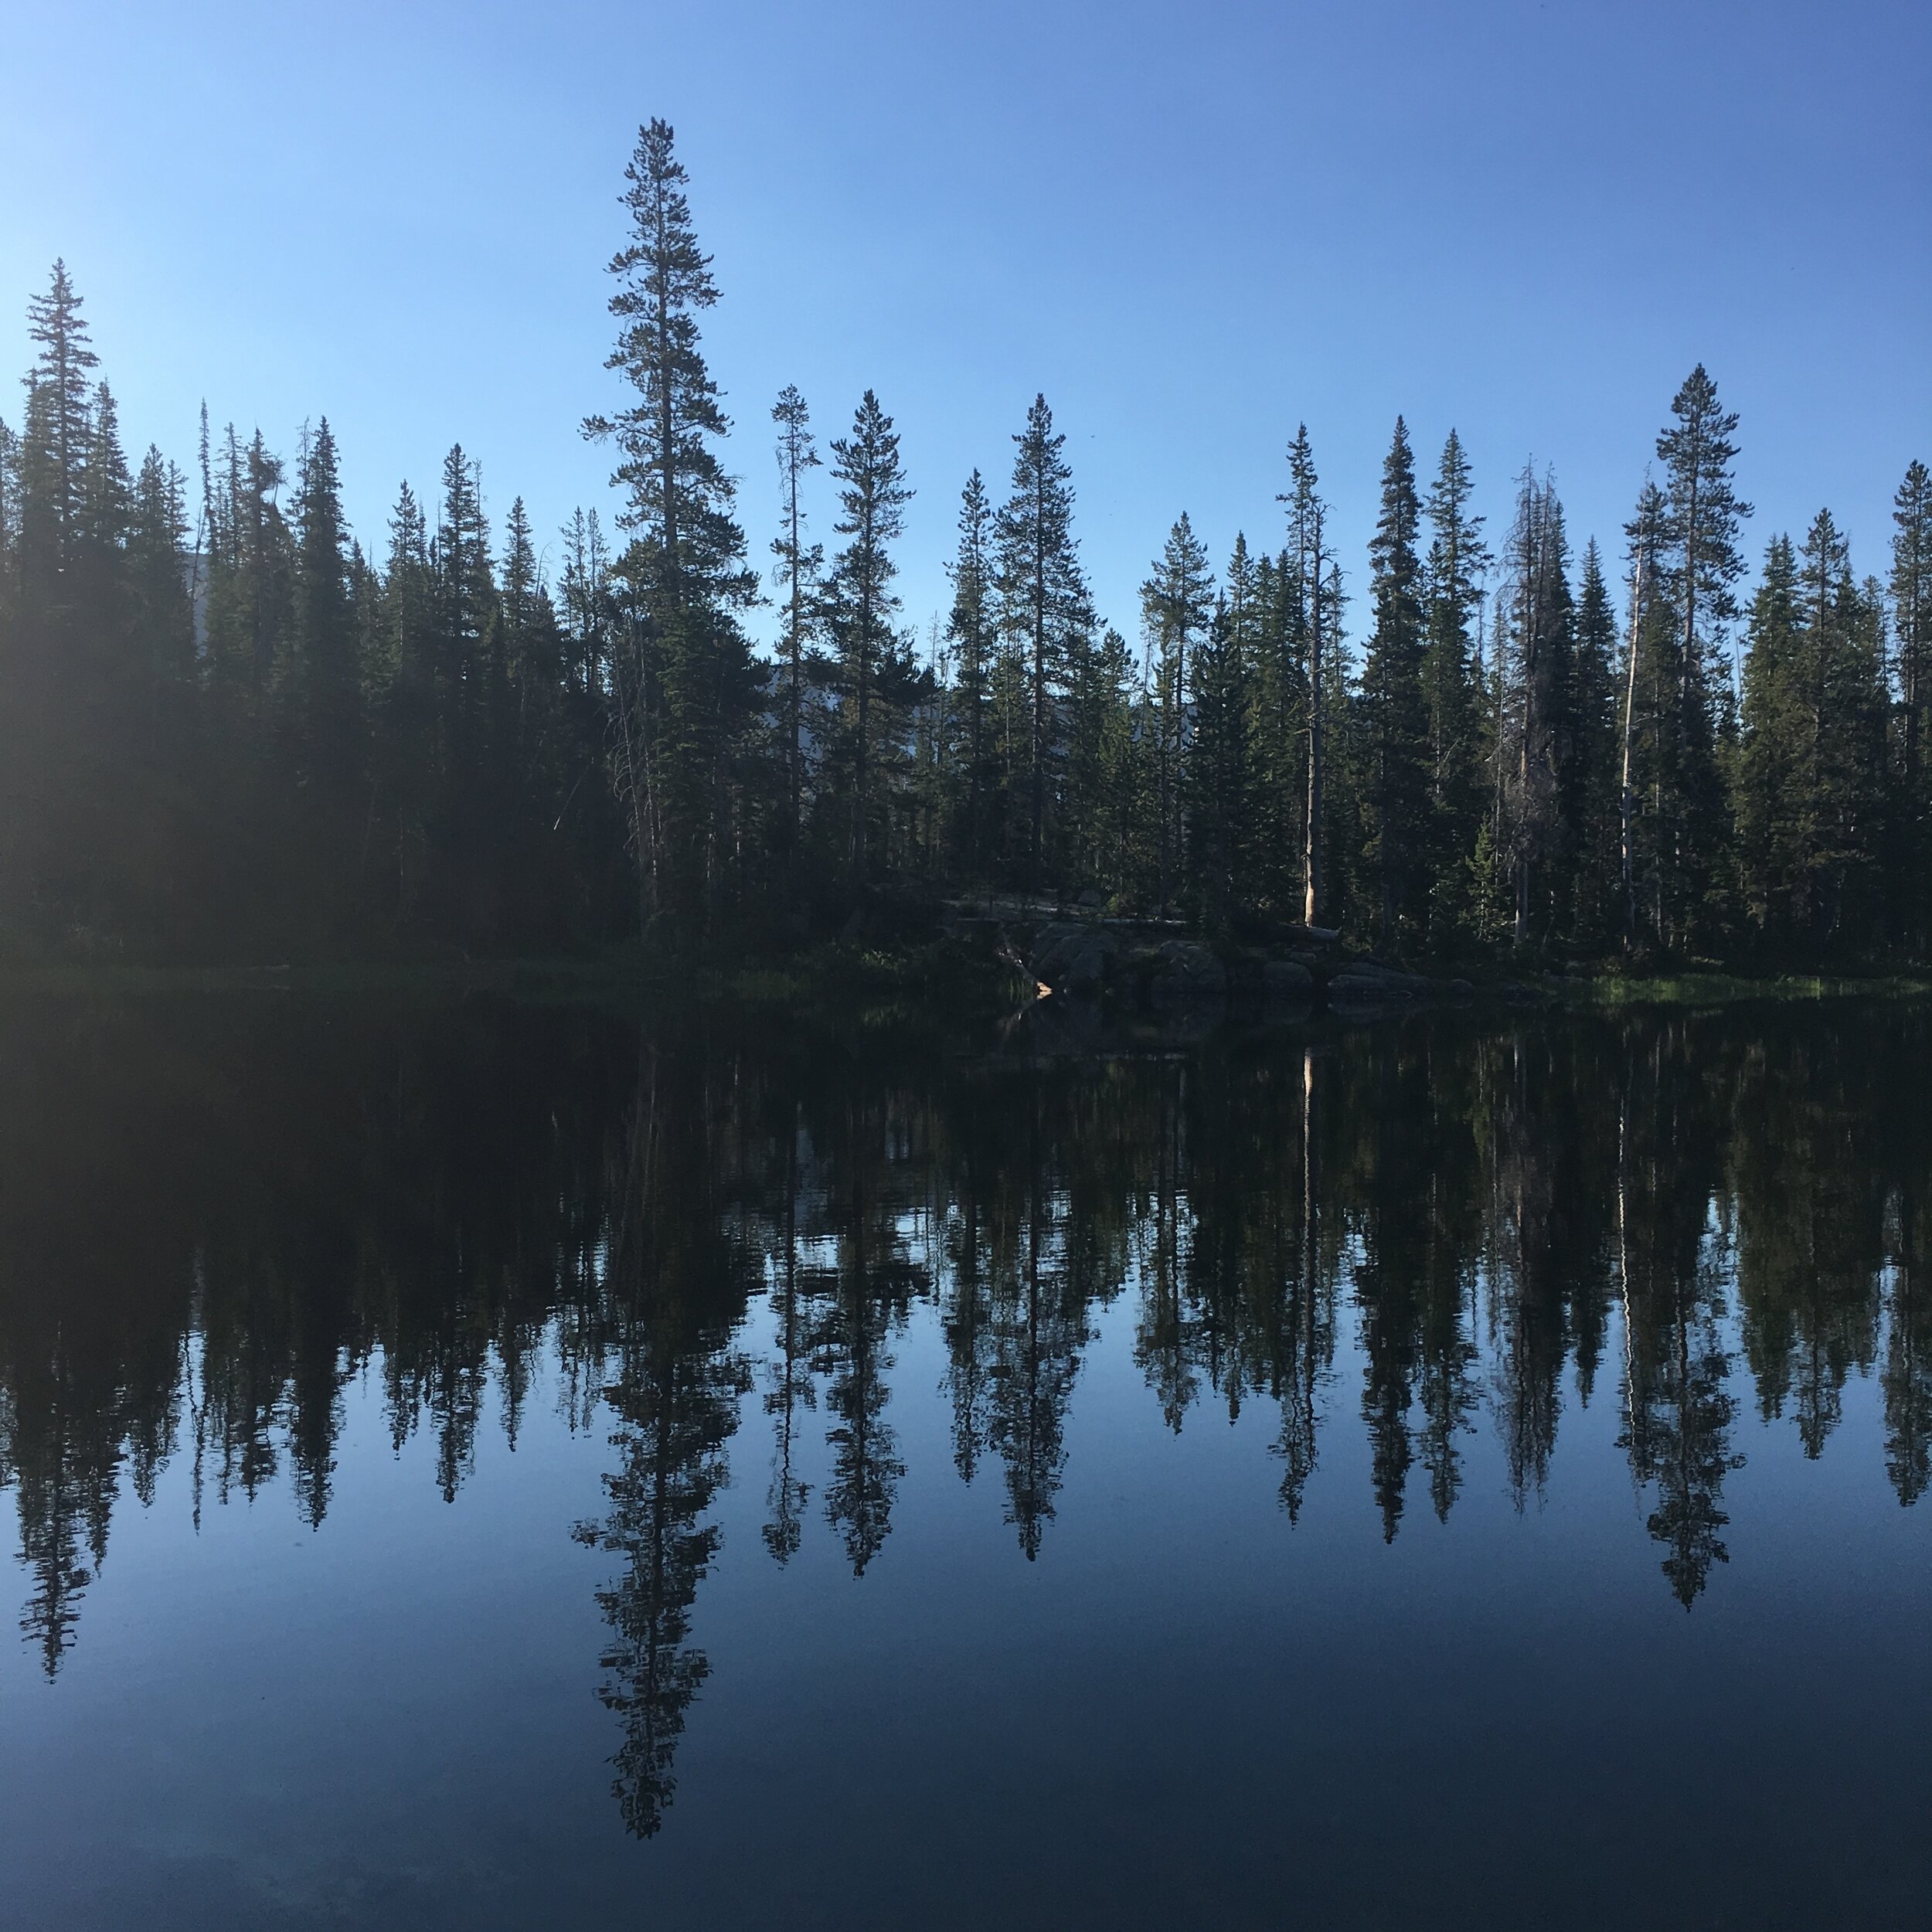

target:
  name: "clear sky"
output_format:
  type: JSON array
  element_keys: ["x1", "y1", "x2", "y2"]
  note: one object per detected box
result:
[{"x1": 5, "y1": 0, "x2": 1927, "y2": 655}]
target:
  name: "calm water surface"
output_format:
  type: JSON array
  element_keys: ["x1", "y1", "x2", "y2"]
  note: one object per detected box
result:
[{"x1": 1, "y1": 995, "x2": 1928, "y2": 1930}]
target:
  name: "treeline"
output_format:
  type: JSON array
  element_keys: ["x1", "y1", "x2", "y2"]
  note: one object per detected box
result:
[
  {"x1": 2, "y1": 119, "x2": 1927, "y2": 962},
  {"x1": 0, "y1": 262, "x2": 631, "y2": 952}
]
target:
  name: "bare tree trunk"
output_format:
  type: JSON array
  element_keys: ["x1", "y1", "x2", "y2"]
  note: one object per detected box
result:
[
  {"x1": 786, "y1": 464, "x2": 804, "y2": 854},
  {"x1": 1304, "y1": 505, "x2": 1325, "y2": 927},
  {"x1": 1671, "y1": 442, "x2": 1699, "y2": 948},
  {"x1": 1620, "y1": 529, "x2": 1647, "y2": 953},
  {"x1": 1155, "y1": 636, "x2": 1171, "y2": 921}
]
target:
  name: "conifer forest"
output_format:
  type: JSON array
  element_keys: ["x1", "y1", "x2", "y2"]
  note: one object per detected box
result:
[{"x1": 2, "y1": 118, "x2": 1927, "y2": 971}]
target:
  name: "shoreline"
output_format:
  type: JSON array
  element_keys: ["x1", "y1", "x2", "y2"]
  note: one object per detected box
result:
[{"x1": 2, "y1": 947, "x2": 1927, "y2": 1015}]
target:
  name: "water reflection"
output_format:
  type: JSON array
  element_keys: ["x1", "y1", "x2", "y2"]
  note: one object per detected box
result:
[{"x1": 1, "y1": 995, "x2": 1928, "y2": 1835}]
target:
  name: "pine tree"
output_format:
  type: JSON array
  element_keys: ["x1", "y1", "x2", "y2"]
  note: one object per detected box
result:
[
  {"x1": 1242, "y1": 542, "x2": 1307, "y2": 923},
  {"x1": 376, "y1": 480, "x2": 432, "y2": 702},
  {"x1": 1652, "y1": 366, "x2": 1750, "y2": 951},
  {"x1": 19, "y1": 260, "x2": 97, "y2": 597},
  {"x1": 556, "y1": 505, "x2": 621, "y2": 925},
  {"x1": 1139, "y1": 514, "x2": 1213, "y2": 918},
  {"x1": 585, "y1": 120, "x2": 756, "y2": 929},
  {"x1": 1617, "y1": 481, "x2": 1667, "y2": 951},
  {"x1": 1061, "y1": 624, "x2": 1139, "y2": 902},
  {"x1": 77, "y1": 381, "x2": 131, "y2": 564},
  {"x1": 376, "y1": 478, "x2": 436, "y2": 927},
  {"x1": 1420, "y1": 430, "x2": 1490, "y2": 944},
  {"x1": 1890, "y1": 460, "x2": 1932, "y2": 947},
  {"x1": 996, "y1": 396, "x2": 1091, "y2": 895},
  {"x1": 1315, "y1": 556, "x2": 1359, "y2": 930},
  {"x1": 117, "y1": 435, "x2": 189, "y2": 930},
  {"x1": 1221, "y1": 533, "x2": 1272, "y2": 916},
  {"x1": 1494, "y1": 467, "x2": 1573, "y2": 941},
  {"x1": 1563, "y1": 541, "x2": 1622, "y2": 948},
  {"x1": 202, "y1": 427, "x2": 292, "y2": 704},
  {"x1": 1222, "y1": 531, "x2": 1292, "y2": 922},
  {"x1": 194, "y1": 423, "x2": 294, "y2": 939},
  {"x1": 498, "y1": 494, "x2": 573, "y2": 930},
  {"x1": 1738, "y1": 532, "x2": 1806, "y2": 935},
  {"x1": 986, "y1": 626, "x2": 1032, "y2": 881},
  {"x1": 76, "y1": 381, "x2": 133, "y2": 702},
  {"x1": 1359, "y1": 417, "x2": 1429, "y2": 946},
  {"x1": 500, "y1": 494, "x2": 543, "y2": 748},
  {"x1": 4, "y1": 266, "x2": 104, "y2": 920},
  {"x1": 1658, "y1": 366, "x2": 1751, "y2": 695},
  {"x1": 56, "y1": 377, "x2": 138, "y2": 921},
  {"x1": 126, "y1": 446, "x2": 194, "y2": 734},
  {"x1": 587, "y1": 121, "x2": 752, "y2": 607},
  {"x1": 945, "y1": 471, "x2": 997, "y2": 886},
  {"x1": 1279, "y1": 427, "x2": 1338, "y2": 927},
  {"x1": 0, "y1": 413, "x2": 18, "y2": 607},
  {"x1": 436, "y1": 444, "x2": 492, "y2": 725},
  {"x1": 905, "y1": 621, "x2": 947, "y2": 881},
  {"x1": 292, "y1": 420, "x2": 360, "y2": 819},
  {"x1": 1737, "y1": 514, "x2": 1888, "y2": 949},
  {"x1": 557, "y1": 504, "x2": 611, "y2": 694},
  {"x1": 1796, "y1": 512, "x2": 1889, "y2": 944},
  {"x1": 825, "y1": 391, "x2": 910, "y2": 891},
  {"x1": 1186, "y1": 591, "x2": 1253, "y2": 927},
  {"x1": 769, "y1": 386, "x2": 821, "y2": 860}
]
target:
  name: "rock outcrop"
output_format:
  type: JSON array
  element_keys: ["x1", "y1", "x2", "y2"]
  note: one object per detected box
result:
[
  {"x1": 1325, "y1": 958, "x2": 1435, "y2": 1005},
  {"x1": 1005, "y1": 908, "x2": 1477, "y2": 1017},
  {"x1": 1030, "y1": 920, "x2": 1123, "y2": 995},
  {"x1": 1148, "y1": 939, "x2": 1229, "y2": 1003},
  {"x1": 1261, "y1": 958, "x2": 1315, "y2": 1000}
]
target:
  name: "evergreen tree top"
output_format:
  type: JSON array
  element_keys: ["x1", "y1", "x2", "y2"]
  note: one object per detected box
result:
[
  {"x1": 1657, "y1": 364, "x2": 1753, "y2": 624},
  {"x1": 585, "y1": 119, "x2": 751, "y2": 610},
  {"x1": 997, "y1": 395, "x2": 1092, "y2": 640},
  {"x1": 829, "y1": 390, "x2": 912, "y2": 542},
  {"x1": 1140, "y1": 513, "x2": 1213, "y2": 648},
  {"x1": 26, "y1": 260, "x2": 97, "y2": 393},
  {"x1": 1369, "y1": 418, "x2": 1423, "y2": 607}
]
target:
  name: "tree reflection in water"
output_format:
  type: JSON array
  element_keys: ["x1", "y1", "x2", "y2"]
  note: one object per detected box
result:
[{"x1": 1, "y1": 995, "x2": 1928, "y2": 1828}]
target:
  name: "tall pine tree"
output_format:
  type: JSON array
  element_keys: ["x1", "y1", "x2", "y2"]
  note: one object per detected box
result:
[
  {"x1": 1420, "y1": 429, "x2": 1490, "y2": 942},
  {"x1": 825, "y1": 392, "x2": 910, "y2": 892},
  {"x1": 1359, "y1": 417, "x2": 1429, "y2": 946},
  {"x1": 996, "y1": 396, "x2": 1090, "y2": 895},
  {"x1": 1139, "y1": 514, "x2": 1213, "y2": 919},
  {"x1": 945, "y1": 470, "x2": 997, "y2": 886},
  {"x1": 1279, "y1": 427, "x2": 1338, "y2": 927},
  {"x1": 585, "y1": 120, "x2": 757, "y2": 930},
  {"x1": 1651, "y1": 366, "x2": 1750, "y2": 953},
  {"x1": 1890, "y1": 461, "x2": 1932, "y2": 947},
  {"x1": 769, "y1": 385, "x2": 821, "y2": 865}
]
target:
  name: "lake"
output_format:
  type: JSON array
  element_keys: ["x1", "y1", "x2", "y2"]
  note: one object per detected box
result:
[{"x1": 1, "y1": 992, "x2": 1927, "y2": 1929}]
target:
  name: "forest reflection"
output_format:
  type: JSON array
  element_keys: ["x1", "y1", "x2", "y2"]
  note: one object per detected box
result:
[{"x1": 2, "y1": 996, "x2": 1928, "y2": 1838}]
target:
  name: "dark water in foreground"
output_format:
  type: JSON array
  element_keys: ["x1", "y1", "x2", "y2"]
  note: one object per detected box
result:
[{"x1": 1, "y1": 995, "x2": 1928, "y2": 1930}]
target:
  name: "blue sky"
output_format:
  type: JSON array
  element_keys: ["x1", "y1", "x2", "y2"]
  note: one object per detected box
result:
[{"x1": 5, "y1": 0, "x2": 1927, "y2": 655}]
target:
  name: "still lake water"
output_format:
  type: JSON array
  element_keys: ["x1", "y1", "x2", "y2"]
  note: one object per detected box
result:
[{"x1": 1, "y1": 992, "x2": 1928, "y2": 1930}]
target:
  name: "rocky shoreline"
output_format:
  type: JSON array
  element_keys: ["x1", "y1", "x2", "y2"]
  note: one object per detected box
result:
[{"x1": 992, "y1": 912, "x2": 1481, "y2": 1014}]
